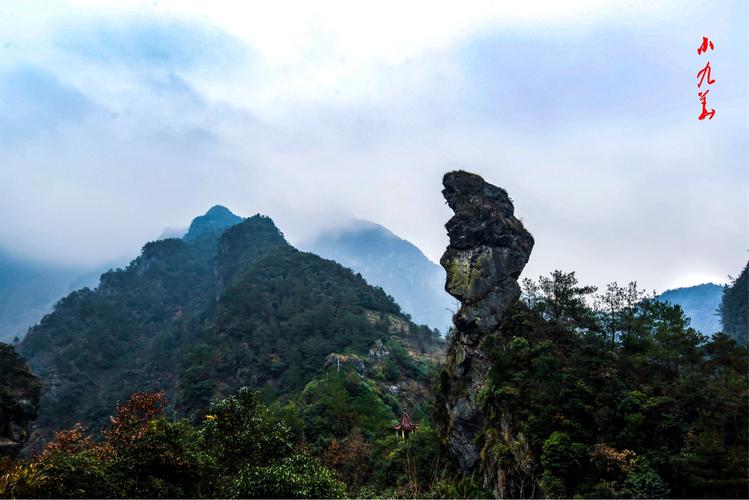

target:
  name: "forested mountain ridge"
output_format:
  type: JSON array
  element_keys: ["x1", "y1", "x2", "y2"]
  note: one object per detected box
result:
[
  {"x1": 0, "y1": 205, "x2": 239, "y2": 344},
  {"x1": 303, "y1": 219, "x2": 456, "y2": 334},
  {"x1": 721, "y1": 261, "x2": 748, "y2": 345},
  {"x1": 18, "y1": 207, "x2": 443, "y2": 448}
]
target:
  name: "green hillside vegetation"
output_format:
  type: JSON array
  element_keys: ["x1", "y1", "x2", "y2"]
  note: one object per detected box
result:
[
  {"x1": 5, "y1": 205, "x2": 746, "y2": 498},
  {"x1": 0, "y1": 389, "x2": 346, "y2": 498},
  {"x1": 5, "y1": 267, "x2": 746, "y2": 498},
  {"x1": 720, "y1": 261, "x2": 748, "y2": 345},
  {"x1": 453, "y1": 271, "x2": 748, "y2": 498},
  {"x1": 9, "y1": 271, "x2": 745, "y2": 498},
  {"x1": 18, "y1": 210, "x2": 443, "y2": 444},
  {"x1": 1, "y1": 363, "x2": 464, "y2": 498}
]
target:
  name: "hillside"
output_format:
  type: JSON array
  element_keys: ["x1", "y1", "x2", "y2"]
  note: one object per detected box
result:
[
  {"x1": 657, "y1": 283, "x2": 724, "y2": 336},
  {"x1": 721, "y1": 261, "x2": 748, "y2": 345},
  {"x1": 303, "y1": 219, "x2": 456, "y2": 334},
  {"x1": 18, "y1": 207, "x2": 443, "y2": 445}
]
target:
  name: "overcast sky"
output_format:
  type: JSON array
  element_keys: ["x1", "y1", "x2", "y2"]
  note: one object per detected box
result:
[{"x1": 0, "y1": 0, "x2": 746, "y2": 292}]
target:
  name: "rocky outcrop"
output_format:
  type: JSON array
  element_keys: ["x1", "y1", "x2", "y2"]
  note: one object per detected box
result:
[
  {"x1": 436, "y1": 171, "x2": 534, "y2": 485},
  {"x1": 324, "y1": 353, "x2": 366, "y2": 378},
  {"x1": 0, "y1": 343, "x2": 40, "y2": 458},
  {"x1": 368, "y1": 339, "x2": 390, "y2": 360}
]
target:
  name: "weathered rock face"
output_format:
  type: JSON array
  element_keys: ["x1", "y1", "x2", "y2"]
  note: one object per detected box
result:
[
  {"x1": 324, "y1": 353, "x2": 366, "y2": 378},
  {"x1": 437, "y1": 171, "x2": 534, "y2": 482},
  {"x1": 0, "y1": 343, "x2": 40, "y2": 458}
]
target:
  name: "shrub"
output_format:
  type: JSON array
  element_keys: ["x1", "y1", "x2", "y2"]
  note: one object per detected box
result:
[{"x1": 228, "y1": 452, "x2": 346, "y2": 499}]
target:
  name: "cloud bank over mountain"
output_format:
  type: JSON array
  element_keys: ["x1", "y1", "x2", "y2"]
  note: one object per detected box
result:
[{"x1": 0, "y1": 1, "x2": 746, "y2": 293}]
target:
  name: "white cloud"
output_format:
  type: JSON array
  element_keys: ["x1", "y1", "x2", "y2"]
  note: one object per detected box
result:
[{"x1": 0, "y1": 0, "x2": 746, "y2": 293}]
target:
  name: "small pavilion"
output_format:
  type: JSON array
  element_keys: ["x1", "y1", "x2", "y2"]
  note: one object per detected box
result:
[{"x1": 393, "y1": 411, "x2": 417, "y2": 438}]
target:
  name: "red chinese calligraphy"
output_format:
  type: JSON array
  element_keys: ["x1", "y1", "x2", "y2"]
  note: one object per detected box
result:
[
  {"x1": 697, "y1": 36, "x2": 714, "y2": 55},
  {"x1": 696, "y1": 61, "x2": 715, "y2": 88},
  {"x1": 696, "y1": 36, "x2": 716, "y2": 121},
  {"x1": 698, "y1": 90, "x2": 715, "y2": 121}
]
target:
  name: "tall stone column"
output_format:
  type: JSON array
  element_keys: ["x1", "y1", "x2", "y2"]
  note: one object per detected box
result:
[{"x1": 437, "y1": 170, "x2": 534, "y2": 476}]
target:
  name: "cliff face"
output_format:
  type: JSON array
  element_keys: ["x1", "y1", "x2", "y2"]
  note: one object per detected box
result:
[
  {"x1": 0, "y1": 343, "x2": 40, "y2": 458},
  {"x1": 437, "y1": 171, "x2": 534, "y2": 491}
]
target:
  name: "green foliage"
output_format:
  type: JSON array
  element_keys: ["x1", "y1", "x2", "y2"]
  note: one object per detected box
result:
[
  {"x1": 476, "y1": 271, "x2": 749, "y2": 498},
  {"x1": 33, "y1": 449, "x2": 111, "y2": 498},
  {"x1": 0, "y1": 462, "x2": 52, "y2": 499},
  {"x1": 540, "y1": 431, "x2": 584, "y2": 479},
  {"x1": 201, "y1": 387, "x2": 293, "y2": 474},
  {"x1": 228, "y1": 452, "x2": 346, "y2": 499},
  {"x1": 183, "y1": 245, "x2": 409, "y2": 415},
  {"x1": 299, "y1": 369, "x2": 395, "y2": 452},
  {"x1": 426, "y1": 475, "x2": 492, "y2": 499},
  {"x1": 0, "y1": 250, "x2": 87, "y2": 344},
  {"x1": 18, "y1": 212, "x2": 441, "y2": 440},
  {"x1": 107, "y1": 418, "x2": 215, "y2": 498},
  {"x1": 522, "y1": 270, "x2": 597, "y2": 329},
  {"x1": 0, "y1": 388, "x2": 347, "y2": 499},
  {"x1": 369, "y1": 426, "x2": 454, "y2": 497},
  {"x1": 539, "y1": 431, "x2": 585, "y2": 497},
  {"x1": 19, "y1": 235, "x2": 218, "y2": 434},
  {"x1": 720, "y1": 261, "x2": 748, "y2": 345},
  {"x1": 623, "y1": 457, "x2": 670, "y2": 499}
]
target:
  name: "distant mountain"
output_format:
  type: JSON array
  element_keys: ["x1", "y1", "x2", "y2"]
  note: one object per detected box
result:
[
  {"x1": 302, "y1": 220, "x2": 456, "y2": 334},
  {"x1": 19, "y1": 207, "x2": 443, "y2": 444},
  {"x1": 658, "y1": 283, "x2": 724, "y2": 335},
  {"x1": 0, "y1": 250, "x2": 98, "y2": 343}
]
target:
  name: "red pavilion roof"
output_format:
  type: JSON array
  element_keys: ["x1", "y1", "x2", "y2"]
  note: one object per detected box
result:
[{"x1": 393, "y1": 412, "x2": 416, "y2": 431}]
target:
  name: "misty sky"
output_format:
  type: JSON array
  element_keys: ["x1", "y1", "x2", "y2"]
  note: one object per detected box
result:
[{"x1": 0, "y1": 0, "x2": 747, "y2": 293}]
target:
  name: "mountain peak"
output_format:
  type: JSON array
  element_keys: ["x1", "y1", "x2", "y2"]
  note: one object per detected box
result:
[
  {"x1": 205, "y1": 205, "x2": 235, "y2": 217},
  {"x1": 183, "y1": 205, "x2": 243, "y2": 242}
]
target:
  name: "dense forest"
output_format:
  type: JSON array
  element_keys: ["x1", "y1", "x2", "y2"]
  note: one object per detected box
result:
[
  {"x1": 721, "y1": 261, "x2": 748, "y2": 346},
  {"x1": 16, "y1": 208, "x2": 443, "y2": 443},
  {"x1": 463, "y1": 271, "x2": 748, "y2": 498},
  {"x1": 2, "y1": 267, "x2": 746, "y2": 498}
]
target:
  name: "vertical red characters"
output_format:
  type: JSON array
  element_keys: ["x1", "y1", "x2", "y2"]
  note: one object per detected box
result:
[{"x1": 696, "y1": 36, "x2": 716, "y2": 121}]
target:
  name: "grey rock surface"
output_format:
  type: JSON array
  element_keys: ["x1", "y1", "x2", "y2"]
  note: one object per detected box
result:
[
  {"x1": 437, "y1": 170, "x2": 534, "y2": 475},
  {"x1": 0, "y1": 343, "x2": 40, "y2": 458}
]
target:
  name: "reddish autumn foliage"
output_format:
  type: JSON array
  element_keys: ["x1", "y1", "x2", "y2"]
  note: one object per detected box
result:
[
  {"x1": 101, "y1": 391, "x2": 167, "y2": 451},
  {"x1": 589, "y1": 443, "x2": 636, "y2": 477},
  {"x1": 35, "y1": 392, "x2": 168, "y2": 462},
  {"x1": 38, "y1": 423, "x2": 96, "y2": 461}
]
